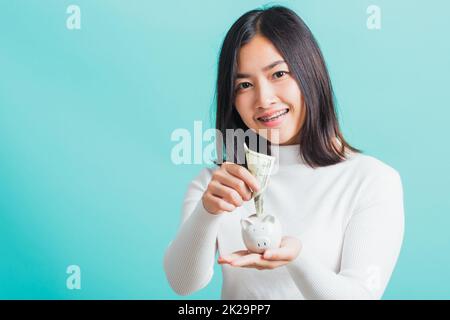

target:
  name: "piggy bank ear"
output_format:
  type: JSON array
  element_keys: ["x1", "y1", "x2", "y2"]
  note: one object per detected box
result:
[
  {"x1": 262, "y1": 215, "x2": 275, "y2": 224},
  {"x1": 240, "y1": 218, "x2": 253, "y2": 230}
]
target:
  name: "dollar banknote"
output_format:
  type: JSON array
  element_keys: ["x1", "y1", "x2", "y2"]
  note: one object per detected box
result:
[{"x1": 244, "y1": 143, "x2": 276, "y2": 216}]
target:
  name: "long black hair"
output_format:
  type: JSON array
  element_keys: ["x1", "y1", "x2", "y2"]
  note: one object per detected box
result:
[{"x1": 215, "y1": 5, "x2": 362, "y2": 168}]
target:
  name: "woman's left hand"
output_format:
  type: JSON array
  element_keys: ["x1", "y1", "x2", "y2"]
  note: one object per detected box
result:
[{"x1": 218, "y1": 236, "x2": 302, "y2": 270}]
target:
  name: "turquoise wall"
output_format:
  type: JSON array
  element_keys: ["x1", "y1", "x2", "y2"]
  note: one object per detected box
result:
[{"x1": 1, "y1": 0, "x2": 449, "y2": 299}]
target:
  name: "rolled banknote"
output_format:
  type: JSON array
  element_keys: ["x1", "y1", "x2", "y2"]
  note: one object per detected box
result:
[{"x1": 243, "y1": 143, "x2": 276, "y2": 216}]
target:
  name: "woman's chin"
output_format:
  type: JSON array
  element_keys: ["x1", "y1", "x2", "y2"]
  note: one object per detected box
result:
[
  {"x1": 262, "y1": 131, "x2": 296, "y2": 145},
  {"x1": 250, "y1": 126, "x2": 299, "y2": 145}
]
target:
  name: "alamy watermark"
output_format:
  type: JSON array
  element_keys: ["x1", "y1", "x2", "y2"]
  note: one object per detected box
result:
[
  {"x1": 66, "y1": 5, "x2": 81, "y2": 30},
  {"x1": 170, "y1": 121, "x2": 280, "y2": 171},
  {"x1": 66, "y1": 265, "x2": 81, "y2": 290},
  {"x1": 367, "y1": 5, "x2": 381, "y2": 30}
]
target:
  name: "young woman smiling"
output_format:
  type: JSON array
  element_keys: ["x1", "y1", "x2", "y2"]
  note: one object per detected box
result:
[{"x1": 164, "y1": 6, "x2": 404, "y2": 300}]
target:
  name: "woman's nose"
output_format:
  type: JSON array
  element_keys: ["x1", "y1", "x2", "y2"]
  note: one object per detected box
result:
[{"x1": 255, "y1": 81, "x2": 277, "y2": 109}]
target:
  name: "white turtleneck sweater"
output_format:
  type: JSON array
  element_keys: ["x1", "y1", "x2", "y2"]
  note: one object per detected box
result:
[{"x1": 164, "y1": 145, "x2": 404, "y2": 299}]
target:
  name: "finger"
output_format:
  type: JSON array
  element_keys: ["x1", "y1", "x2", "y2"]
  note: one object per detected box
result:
[
  {"x1": 223, "y1": 163, "x2": 260, "y2": 193},
  {"x1": 218, "y1": 250, "x2": 250, "y2": 264},
  {"x1": 262, "y1": 247, "x2": 293, "y2": 261},
  {"x1": 235, "y1": 258, "x2": 288, "y2": 270},
  {"x1": 217, "y1": 257, "x2": 228, "y2": 264},
  {"x1": 208, "y1": 180, "x2": 243, "y2": 207},
  {"x1": 253, "y1": 259, "x2": 288, "y2": 270},
  {"x1": 230, "y1": 253, "x2": 263, "y2": 267},
  {"x1": 263, "y1": 237, "x2": 301, "y2": 261},
  {"x1": 203, "y1": 192, "x2": 235, "y2": 213},
  {"x1": 213, "y1": 170, "x2": 252, "y2": 201}
]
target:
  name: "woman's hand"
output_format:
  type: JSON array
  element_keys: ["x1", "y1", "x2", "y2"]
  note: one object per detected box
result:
[
  {"x1": 218, "y1": 236, "x2": 302, "y2": 270},
  {"x1": 202, "y1": 162, "x2": 260, "y2": 215}
]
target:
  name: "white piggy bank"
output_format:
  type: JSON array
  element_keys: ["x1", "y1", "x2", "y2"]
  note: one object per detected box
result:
[{"x1": 241, "y1": 214, "x2": 282, "y2": 254}]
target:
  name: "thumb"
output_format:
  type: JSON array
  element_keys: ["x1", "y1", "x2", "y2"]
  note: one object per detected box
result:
[
  {"x1": 263, "y1": 247, "x2": 292, "y2": 261},
  {"x1": 263, "y1": 237, "x2": 301, "y2": 261}
]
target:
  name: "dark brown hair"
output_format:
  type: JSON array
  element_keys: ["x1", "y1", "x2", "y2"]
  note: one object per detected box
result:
[{"x1": 215, "y1": 5, "x2": 361, "y2": 168}]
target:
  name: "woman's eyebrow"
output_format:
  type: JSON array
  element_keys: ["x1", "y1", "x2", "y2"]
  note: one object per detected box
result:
[{"x1": 236, "y1": 60, "x2": 286, "y2": 79}]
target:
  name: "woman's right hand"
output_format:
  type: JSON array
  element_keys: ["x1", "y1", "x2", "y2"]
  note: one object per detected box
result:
[{"x1": 202, "y1": 162, "x2": 260, "y2": 215}]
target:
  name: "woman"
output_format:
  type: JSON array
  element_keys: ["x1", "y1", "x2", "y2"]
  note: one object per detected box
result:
[{"x1": 164, "y1": 6, "x2": 404, "y2": 299}]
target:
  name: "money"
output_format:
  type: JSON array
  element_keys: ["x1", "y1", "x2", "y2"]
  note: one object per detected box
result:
[
  {"x1": 244, "y1": 143, "x2": 276, "y2": 216},
  {"x1": 254, "y1": 194, "x2": 264, "y2": 216}
]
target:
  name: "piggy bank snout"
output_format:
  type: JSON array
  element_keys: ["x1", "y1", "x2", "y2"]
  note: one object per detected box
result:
[{"x1": 256, "y1": 237, "x2": 271, "y2": 249}]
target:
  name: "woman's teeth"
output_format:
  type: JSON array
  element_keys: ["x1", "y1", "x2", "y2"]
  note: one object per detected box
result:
[{"x1": 258, "y1": 109, "x2": 289, "y2": 122}]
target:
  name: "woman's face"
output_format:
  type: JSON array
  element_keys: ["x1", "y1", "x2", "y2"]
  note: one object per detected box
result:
[{"x1": 234, "y1": 35, "x2": 305, "y2": 145}]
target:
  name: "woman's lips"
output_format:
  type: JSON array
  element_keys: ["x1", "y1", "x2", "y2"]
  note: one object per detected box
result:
[{"x1": 257, "y1": 109, "x2": 289, "y2": 128}]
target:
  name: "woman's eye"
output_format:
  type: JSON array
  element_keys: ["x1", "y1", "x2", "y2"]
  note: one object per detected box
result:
[
  {"x1": 236, "y1": 82, "x2": 252, "y2": 91},
  {"x1": 273, "y1": 71, "x2": 288, "y2": 79}
]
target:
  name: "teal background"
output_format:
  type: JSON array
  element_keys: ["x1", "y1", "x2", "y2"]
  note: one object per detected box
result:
[{"x1": 1, "y1": 0, "x2": 449, "y2": 299}]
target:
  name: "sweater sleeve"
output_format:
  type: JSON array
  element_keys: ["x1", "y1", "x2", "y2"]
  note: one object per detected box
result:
[
  {"x1": 286, "y1": 168, "x2": 405, "y2": 299},
  {"x1": 163, "y1": 168, "x2": 224, "y2": 296}
]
